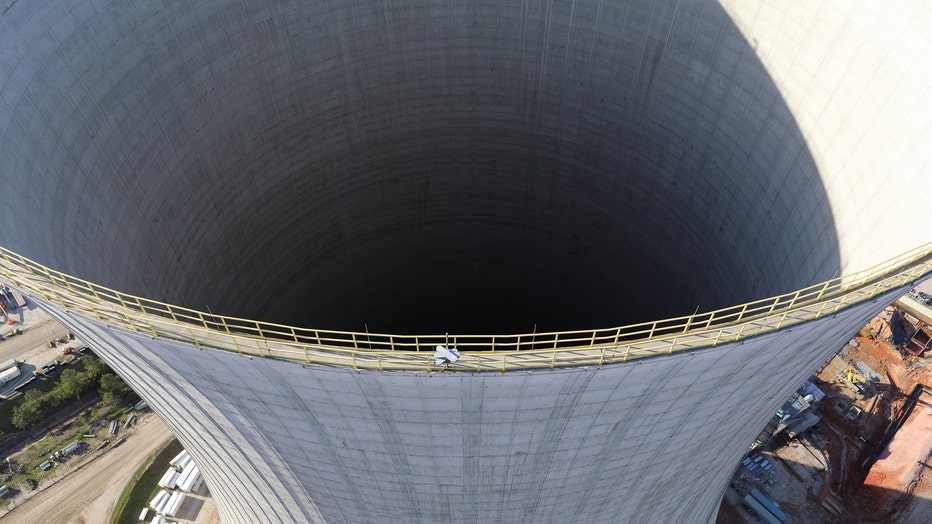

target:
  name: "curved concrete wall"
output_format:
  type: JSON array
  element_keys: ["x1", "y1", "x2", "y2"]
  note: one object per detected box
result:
[
  {"x1": 2, "y1": 1, "x2": 928, "y2": 332},
  {"x1": 45, "y1": 289, "x2": 902, "y2": 523},
  {"x1": 1, "y1": 0, "x2": 931, "y2": 523},
  {"x1": 0, "y1": 0, "x2": 851, "y2": 334},
  {"x1": 720, "y1": 2, "x2": 932, "y2": 274}
]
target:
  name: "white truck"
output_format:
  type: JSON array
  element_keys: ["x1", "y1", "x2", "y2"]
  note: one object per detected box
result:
[{"x1": 0, "y1": 359, "x2": 21, "y2": 386}]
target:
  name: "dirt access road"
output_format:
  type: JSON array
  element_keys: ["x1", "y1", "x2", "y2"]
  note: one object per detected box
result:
[
  {"x1": 1, "y1": 416, "x2": 173, "y2": 524},
  {"x1": 0, "y1": 314, "x2": 69, "y2": 365}
]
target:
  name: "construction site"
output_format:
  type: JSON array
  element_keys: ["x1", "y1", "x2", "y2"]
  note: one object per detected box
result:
[
  {"x1": 0, "y1": 296, "x2": 219, "y2": 524},
  {"x1": 718, "y1": 285, "x2": 932, "y2": 523}
]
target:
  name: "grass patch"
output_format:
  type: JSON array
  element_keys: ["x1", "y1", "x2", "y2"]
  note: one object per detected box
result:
[
  {"x1": 1, "y1": 399, "x2": 132, "y2": 494},
  {"x1": 90, "y1": 402, "x2": 122, "y2": 422},
  {"x1": 107, "y1": 406, "x2": 130, "y2": 421},
  {"x1": 4, "y1": 414, "x2": 98, "y2": 492},
  {"x1": 110, "y1": 438, "x2": 181, "y2": 524},
  {"x1": 32, "y1": 435, "x2": 59, "y2": 457}
]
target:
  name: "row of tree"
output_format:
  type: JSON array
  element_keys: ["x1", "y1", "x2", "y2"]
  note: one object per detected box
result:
[{"x1": 10, "y1": 355, "x2": 132, "y2": 430}]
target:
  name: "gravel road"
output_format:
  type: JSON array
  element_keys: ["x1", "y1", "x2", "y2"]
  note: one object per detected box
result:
[{"x1": 1, "y1": 415, "x2": 173, "y2": 524}]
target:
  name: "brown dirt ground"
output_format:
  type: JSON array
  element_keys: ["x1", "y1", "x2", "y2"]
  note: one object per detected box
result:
[
  {"x1": 826, "y1": 330, "x2": 932, "y2": 522},
  {"x1": 720, "y1": 316, "x2": 932, "y2": 524},
  {"x1": 857, "y1": 401, "x2": 932, "y2": 513}
]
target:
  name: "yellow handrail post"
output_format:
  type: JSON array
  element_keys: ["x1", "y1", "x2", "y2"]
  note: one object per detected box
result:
[
  {"x1": 833, "y1": 294, "x2": 850, "y2": 313},
  {"x1": 166, "y1": 304, "x2": 179, "y2": 322},
  {"x1": 733, "y1": 323, "x2": 747, "y2": 342},
  {"x1": 220, "y1": 315, "x2": 232, "y2": 334},
  {"x1": 814, "y1": 300, "x2": 830, "y2": 319},
  {"x1": 86, "y1": 282, "x2": 103, "y2": 301},
  {"x1": 18, "y1": 254, "x2": 38, "y2": 275},
  {"x1": 135, "y1": 296, "x2": 150, "y2": 315},
  {"x1": 736, "y1": 303, "x2": 749, "y2": 322},
  {"x1": 816, "y1": 280, "x2": 832, "y2": 300},
  {"x1": 61, "y1": 274, "x2": 76, "y2": 293},
  {"x1": 767, "y1": 295, "x2": 781, "y2": 314},
  {"x1": 775, "y1": 311, "x2": 789, "y2": 330},
  {"x1": 89, "y1": 302, "x2": 103, "y2": 319},
  {"x1": 123, "y1": 309, "x2": 139, "y2": 332},
  {"x1": 787, "y1": 289, "x2": 802, "y2": 309}
]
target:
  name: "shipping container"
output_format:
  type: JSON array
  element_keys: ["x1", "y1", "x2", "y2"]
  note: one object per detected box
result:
[
  {"x1": 750, "y1": 489, "x2": 788, "y2": 521},
  {"x1": 743, "y1": 494, "x2": 781, "y2": 524}
]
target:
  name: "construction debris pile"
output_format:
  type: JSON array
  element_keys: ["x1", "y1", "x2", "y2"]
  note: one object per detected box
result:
[
  {"x1": 864, "y1": 305, "x2": 913, "y2": 348},
  {"x1": 719, "y1": 291, "x2": 932, "y2": 524}
]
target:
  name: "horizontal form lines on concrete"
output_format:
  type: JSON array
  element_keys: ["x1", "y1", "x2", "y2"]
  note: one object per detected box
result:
[{"x1": 0, "y1": 242, "x2": 930, "y2": 371}]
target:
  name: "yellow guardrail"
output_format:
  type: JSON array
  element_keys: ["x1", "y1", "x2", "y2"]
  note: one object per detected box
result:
[{"x1": 0, "y1": 243, "x2": 931, "y2": 371}]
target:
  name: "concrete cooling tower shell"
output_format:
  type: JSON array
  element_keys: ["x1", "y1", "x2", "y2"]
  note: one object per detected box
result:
[{"x1": 1, "y1": 0, "x2": 932, "y2": 523}]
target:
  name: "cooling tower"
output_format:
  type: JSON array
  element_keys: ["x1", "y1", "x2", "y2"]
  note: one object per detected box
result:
[{"x1": 1, "y1": 0, "x2": 931, "y2": 522}]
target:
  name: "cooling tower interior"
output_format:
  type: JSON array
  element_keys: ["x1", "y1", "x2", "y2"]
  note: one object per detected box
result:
[
  {"x1": 8, "y1": 0, "x2": 901, "y2": 335},
  {"x1": 3, "y1": 2, "x2": 932, "y2": 524}
]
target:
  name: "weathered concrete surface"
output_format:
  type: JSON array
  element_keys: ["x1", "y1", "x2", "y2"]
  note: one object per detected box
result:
[
  {"x1": 0, "y1": 0, "x2": 851, "y2": 333},
  {"x1": 41, "y1": 288, "x2": 905, "y2": 524}
]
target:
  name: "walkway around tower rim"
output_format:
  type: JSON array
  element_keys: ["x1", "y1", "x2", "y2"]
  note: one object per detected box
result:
[{"x1": 0, "y1": 243, "x2": 930, "y2": 372}]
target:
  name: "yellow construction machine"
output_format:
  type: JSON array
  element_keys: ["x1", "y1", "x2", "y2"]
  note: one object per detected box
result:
[{"x1": 837, "y1": 368, "x2": 863, "y2": 393}]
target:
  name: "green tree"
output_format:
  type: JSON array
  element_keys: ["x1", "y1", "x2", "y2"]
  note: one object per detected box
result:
[
  {"x1": 99, "y1": 373, "x2": 131, "y2": 405},
  {"x1": 12, "y1": 402, "x2": 40, "y2": 429},
  {"x1": 11, "y1": 391, "x2": 45, "y2": 429},
  {"x1": 82, "y1": 355, "x2": 109, "y2": 379},
  {"x1": 20, "y1": 389, "x2": 48, "y2": 413},
  {"x1": 56, "y1": 368, "x2": 82, "y2": 401},
  {"x1": 21, "y1": 388, "x2": 45, "y2": 407},
  {"x1": 80, "y1": 369, "x2": 97, "y2": 391}
]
